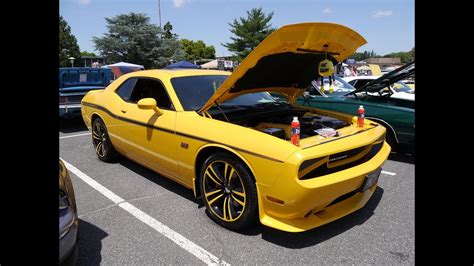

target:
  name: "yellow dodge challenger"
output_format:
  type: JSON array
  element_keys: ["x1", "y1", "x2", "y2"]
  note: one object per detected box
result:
[{"x1": 81, "y1": 23, "x2": 391, "y2": 232}]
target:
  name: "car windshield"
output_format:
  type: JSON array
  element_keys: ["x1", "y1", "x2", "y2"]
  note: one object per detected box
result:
[
  {"x1": 308, "y1": 76, "x2": 355, "y2": 97},
  {"x1": 392, "y1": 81, "x2": 414, "y2": 93},
  {"x1": 171, "y1": 75, "x2": 276, "y2": 111}
]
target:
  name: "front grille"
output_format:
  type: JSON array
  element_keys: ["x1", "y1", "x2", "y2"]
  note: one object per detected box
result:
[
  {"x1": 329, "y1": 146, "x2": 367, "y2": 163},
  {"x1": 60, "y1": 95, "x2": 85, "y2": 104},
  {"x1": 299, "y1": 134, "x2": 385, "y2": 180},
  {"x1": 325, "y1": 189, "x2": 358, "y2": 208}
]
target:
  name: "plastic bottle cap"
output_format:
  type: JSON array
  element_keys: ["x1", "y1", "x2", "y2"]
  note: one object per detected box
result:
[
  {"x1": 359, "y1": 105, "x2": 363, "y2": 108},
  {"x1": 293, "y1": 116, "x2": 298, "y2": 121}
]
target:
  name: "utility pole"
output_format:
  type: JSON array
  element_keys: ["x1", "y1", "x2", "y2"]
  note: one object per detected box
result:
[{"x1": 158, "y1": 0, "x2": 162, "y2": 28}]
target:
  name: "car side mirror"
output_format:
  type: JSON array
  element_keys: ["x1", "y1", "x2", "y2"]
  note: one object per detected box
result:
[{"x1": 137, "y1": 98, "x2": 163, "y2": 116}]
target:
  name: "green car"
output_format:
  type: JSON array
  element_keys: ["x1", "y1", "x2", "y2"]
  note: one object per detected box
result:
[{"x1": 276, "y1": 62, "x2": 414, "y2": 151}]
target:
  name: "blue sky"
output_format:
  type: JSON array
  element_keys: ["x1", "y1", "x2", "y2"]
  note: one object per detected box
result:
[{"x1": 60, "y1": 0, "x2": 414, "y2": 57}]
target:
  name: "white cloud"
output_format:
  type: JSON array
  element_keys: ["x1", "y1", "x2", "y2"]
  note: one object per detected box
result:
[
  {"x1": 372, "y1": 10, "x2": 393, "y2": 18},
  {"x1": 78, "y1": 0, "x2": 91, "y2": 5},
  {"x1": 323, "y1": 8, "x2": 332, "y2": 14},
  {"x1": 173, "y1": 0, "x2": 185, "y2": 8}
]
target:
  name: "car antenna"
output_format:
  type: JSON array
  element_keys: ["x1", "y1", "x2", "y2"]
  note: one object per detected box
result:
[{"x1": 214, "y1": 101, "x2": 230, "y2": 122}]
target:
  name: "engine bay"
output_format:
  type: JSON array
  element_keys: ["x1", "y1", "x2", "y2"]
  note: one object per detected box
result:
[{"x1": 211, "y1": 105, "x2": 349, "y2": 140}]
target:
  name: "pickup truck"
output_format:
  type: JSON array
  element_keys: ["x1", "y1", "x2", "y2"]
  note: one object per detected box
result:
[{"x1": 59, "y1": 67, "x2": 112, "y2": 118}]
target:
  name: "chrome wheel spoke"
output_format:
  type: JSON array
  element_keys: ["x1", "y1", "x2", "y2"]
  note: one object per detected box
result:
[
  {"x1": 206, "y1": 170, "x2": 222, "y2": 185},
  {"x1": 232, "y1": 190, "x2": 245, "y2": 198},
  {"x1": 227, "y1": 167, "x2": 235, "y2": 183},
  {"x1": 231, "y1": 194, "x2": 245, "y2": 207},
  {"x1": 101, "y1": 140, "x2": 106, "y2": 155},
  {"x1": 92, "y1": 131, "x2": 101, "y2": 140},
  {"x1": 204, "y1": 189, "x2": 221, "y2": 199},
  {"x1": 227, "y1": 196, "x2": 236, "y2": 220},
  {"x1": 207, "y1": 193, "x2": 223, "y2": 206},
  {"x1": 95, "y1": 141, "x2": 103, "y2": 156},
  {"x1": 94, "y1": 123, "x2": 102, "y2": 135},
  {"x1": 223, "y1": 197, "x2": 228, "y2": 220},
  {"x1": 224, "y1": 163, "x2": 229, "y2": 183},
  {"x1": 210, "y1": 164, "x2": 225, "y2": 183},
  {"x1": 207, "y1": 164, "x2": 223, "y2": 183},
  {"x1": 204, "y1": 160, "x2": 247, "y2": 222}
]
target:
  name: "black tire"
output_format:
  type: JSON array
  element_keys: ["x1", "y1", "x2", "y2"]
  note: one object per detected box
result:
[
  {"x1": 91, "y1": 117, "x2": 119, "y2": 162},
  {"x1": 61, "y1": 243, "x2": 78, "y2": 266},
  {"x1": 385, "y1": 128, "x2": 398, "y2": 152},
  {"x1": 199, "y1": 152, "x2": 258, "y2": 230}
]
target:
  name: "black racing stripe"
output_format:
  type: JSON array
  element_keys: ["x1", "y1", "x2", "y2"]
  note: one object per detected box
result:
[
  {"x1": 118, "y1": 115, "x2": 175, "y2": 134},
  {"x1": 175, "y1": 131, "x2": 284, "y2": 163},
  {"x1": 175, "y1": 131, "x2": 213, "y2": 144},
  {"x1": 229, "y1": 146, "x2": 284, "y2": 163},
  {"x1": 302, "y1": 126, "x2": 377, "y2": 149},
  {"x1": 82, "y1": 101, "x2": 284, "y2": 163},
  {"x1": 83, "y1": 102, "x2": 117, "y2": 119},
  {"x1": 83, "y1": 101, "x2": 175, "y2": 134}
]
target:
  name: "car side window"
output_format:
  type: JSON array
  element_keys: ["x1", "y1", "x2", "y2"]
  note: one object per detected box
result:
[
  {"x1": 115, "y1": 78, "x2": 137, "y2": 102},
  {"x1": 129, "y1": 78, "x2": 174, "y2": 110}
]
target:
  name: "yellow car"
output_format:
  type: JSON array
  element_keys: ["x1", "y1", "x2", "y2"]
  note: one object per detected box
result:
[{"x1": 81, "y1": 22, "x2": 391, "y2": 232}]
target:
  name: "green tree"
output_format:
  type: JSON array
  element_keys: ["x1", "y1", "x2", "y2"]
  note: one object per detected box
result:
[
  {"x1": 410, "y1": 47, "x2": 415, "y2": 60},
  {"x1": 80, "y1": 51, "x2": 96, "y2": 57},
  {"x1": 180, "y1": 39, "x2": 215, "y2": 61},
  {"x1": 350, "y1": 52, "x2": 364, "y2": 61},
  {"x1": 92, "y1": 13, "x2": 185, "y2": 68},
  {"x1": 59, "y1": 16, "x2": 80, "y2": 67},
  {"x1": 223, "y1": 8, "x2": 275, "y2": 61},
  {"x1": 350, "y1": 50, "x2": 379, "y2": 61},
  {"x1": 162, "y1": 21, "x2": 176, "y2": 39},
  {"x1": 383, "y1": 51, "x2": 412, "y2": 63}
]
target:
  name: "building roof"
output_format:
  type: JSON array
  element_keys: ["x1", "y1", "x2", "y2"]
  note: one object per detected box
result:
[{"x1": 366, "y1": 57, "x2": 401, "y2": 64}]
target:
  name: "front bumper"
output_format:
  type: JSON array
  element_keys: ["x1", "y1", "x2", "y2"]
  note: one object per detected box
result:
[
  {"x1": 256, "y1": 141, "x2": 391, "y2": 232},
  {"x1": 59, "y1": 104, "x2": 82, "y2": 118}
]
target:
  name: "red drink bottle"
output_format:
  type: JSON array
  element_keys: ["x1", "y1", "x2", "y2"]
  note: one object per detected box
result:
[
  {"x1": 358, "y1": 105, "x2": 365, "y2": 128},
  {"x1": 291, "y1": 117, "x2": 300, "y2": 146}
]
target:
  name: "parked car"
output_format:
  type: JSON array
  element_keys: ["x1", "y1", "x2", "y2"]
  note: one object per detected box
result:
[
  {"x1": 291, "y1": 62, "x2": 414, "y2": 150},
  {"x1": 59, "y1": 159, "x2": 78, "y2": 264},
  {"x1": 344, "y1": 74, "x2": 415, "y2": 101},
  {"x1": 60, "y1": 67, "x2": 112, "y2": 118},
  {"x1": 401, "y1": 79, "x2": 415, "y2": 89},
  {"x1": 81, "y1": 22, "x2": 390, "y2": 233}
]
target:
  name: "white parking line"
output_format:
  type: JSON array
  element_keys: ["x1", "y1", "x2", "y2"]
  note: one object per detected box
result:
[
  {"x1": 61, "y1": 159, "x2": 229, "y2": 266},
  {"x1": 381, "y1": 170, "x2": 396, "y2": 176},
  {"x1": 59, "y1": 132, "x2": 91, "y2": 139}
]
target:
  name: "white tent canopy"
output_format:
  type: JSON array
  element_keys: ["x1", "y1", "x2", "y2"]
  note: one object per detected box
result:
[
  {"x1": 105, "y1": 62, "x2": 145, "y2": 69},
  {"x1": 200, "y1": 59, "x2": 218, "y2": 69},
  {"x1": 357, "y1": 65, "x2": 371, "y2": 71}
]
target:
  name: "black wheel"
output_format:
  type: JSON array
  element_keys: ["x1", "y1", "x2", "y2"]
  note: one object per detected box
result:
[
  {"x1": 92, "y1": 117, "x2": 118, "y2": 162},
  {"x1": 385, "y1": 128, "x2": 398, "y2": 152},
  {"x1": 60, "y1": 243, "x2": 78, "y2": 266},
  {"x1": 199, "y1": 152, "x2": 258, "y2": 230}
]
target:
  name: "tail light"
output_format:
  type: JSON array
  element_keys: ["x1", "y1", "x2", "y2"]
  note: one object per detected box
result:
[{"x1": 59, "y1": 96, "x2": 68, "y2": 104}]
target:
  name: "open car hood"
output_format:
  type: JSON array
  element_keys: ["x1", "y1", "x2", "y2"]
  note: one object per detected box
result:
[
  {"x1": 348, "y1": 61, "x2": 415, "y2": 95},
  {"x1": 199, "y1": 22, "x2": 367, "y2": 112}
]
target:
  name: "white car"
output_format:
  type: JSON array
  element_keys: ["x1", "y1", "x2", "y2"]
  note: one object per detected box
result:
[{"x1": 343, "y1": 76, "x2": 415, "y2": 101}]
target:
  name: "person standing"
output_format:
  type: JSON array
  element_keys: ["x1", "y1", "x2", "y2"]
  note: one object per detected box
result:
[{"x1": 344, "y1": 67, "x2": 352, "y2": 77}]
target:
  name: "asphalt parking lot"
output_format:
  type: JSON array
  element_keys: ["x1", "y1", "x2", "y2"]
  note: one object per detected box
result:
[{"x1": 60, "y1": 117, "x2": 415, "y2": 265}]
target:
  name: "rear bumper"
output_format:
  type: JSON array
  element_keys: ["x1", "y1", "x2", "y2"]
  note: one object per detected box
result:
[
  {"x1": 60, "y1": 104, "x2": 82, "y2": 118},
  {"x1": 257, "y1": 141, "x2": 391, "y2": 232}
]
